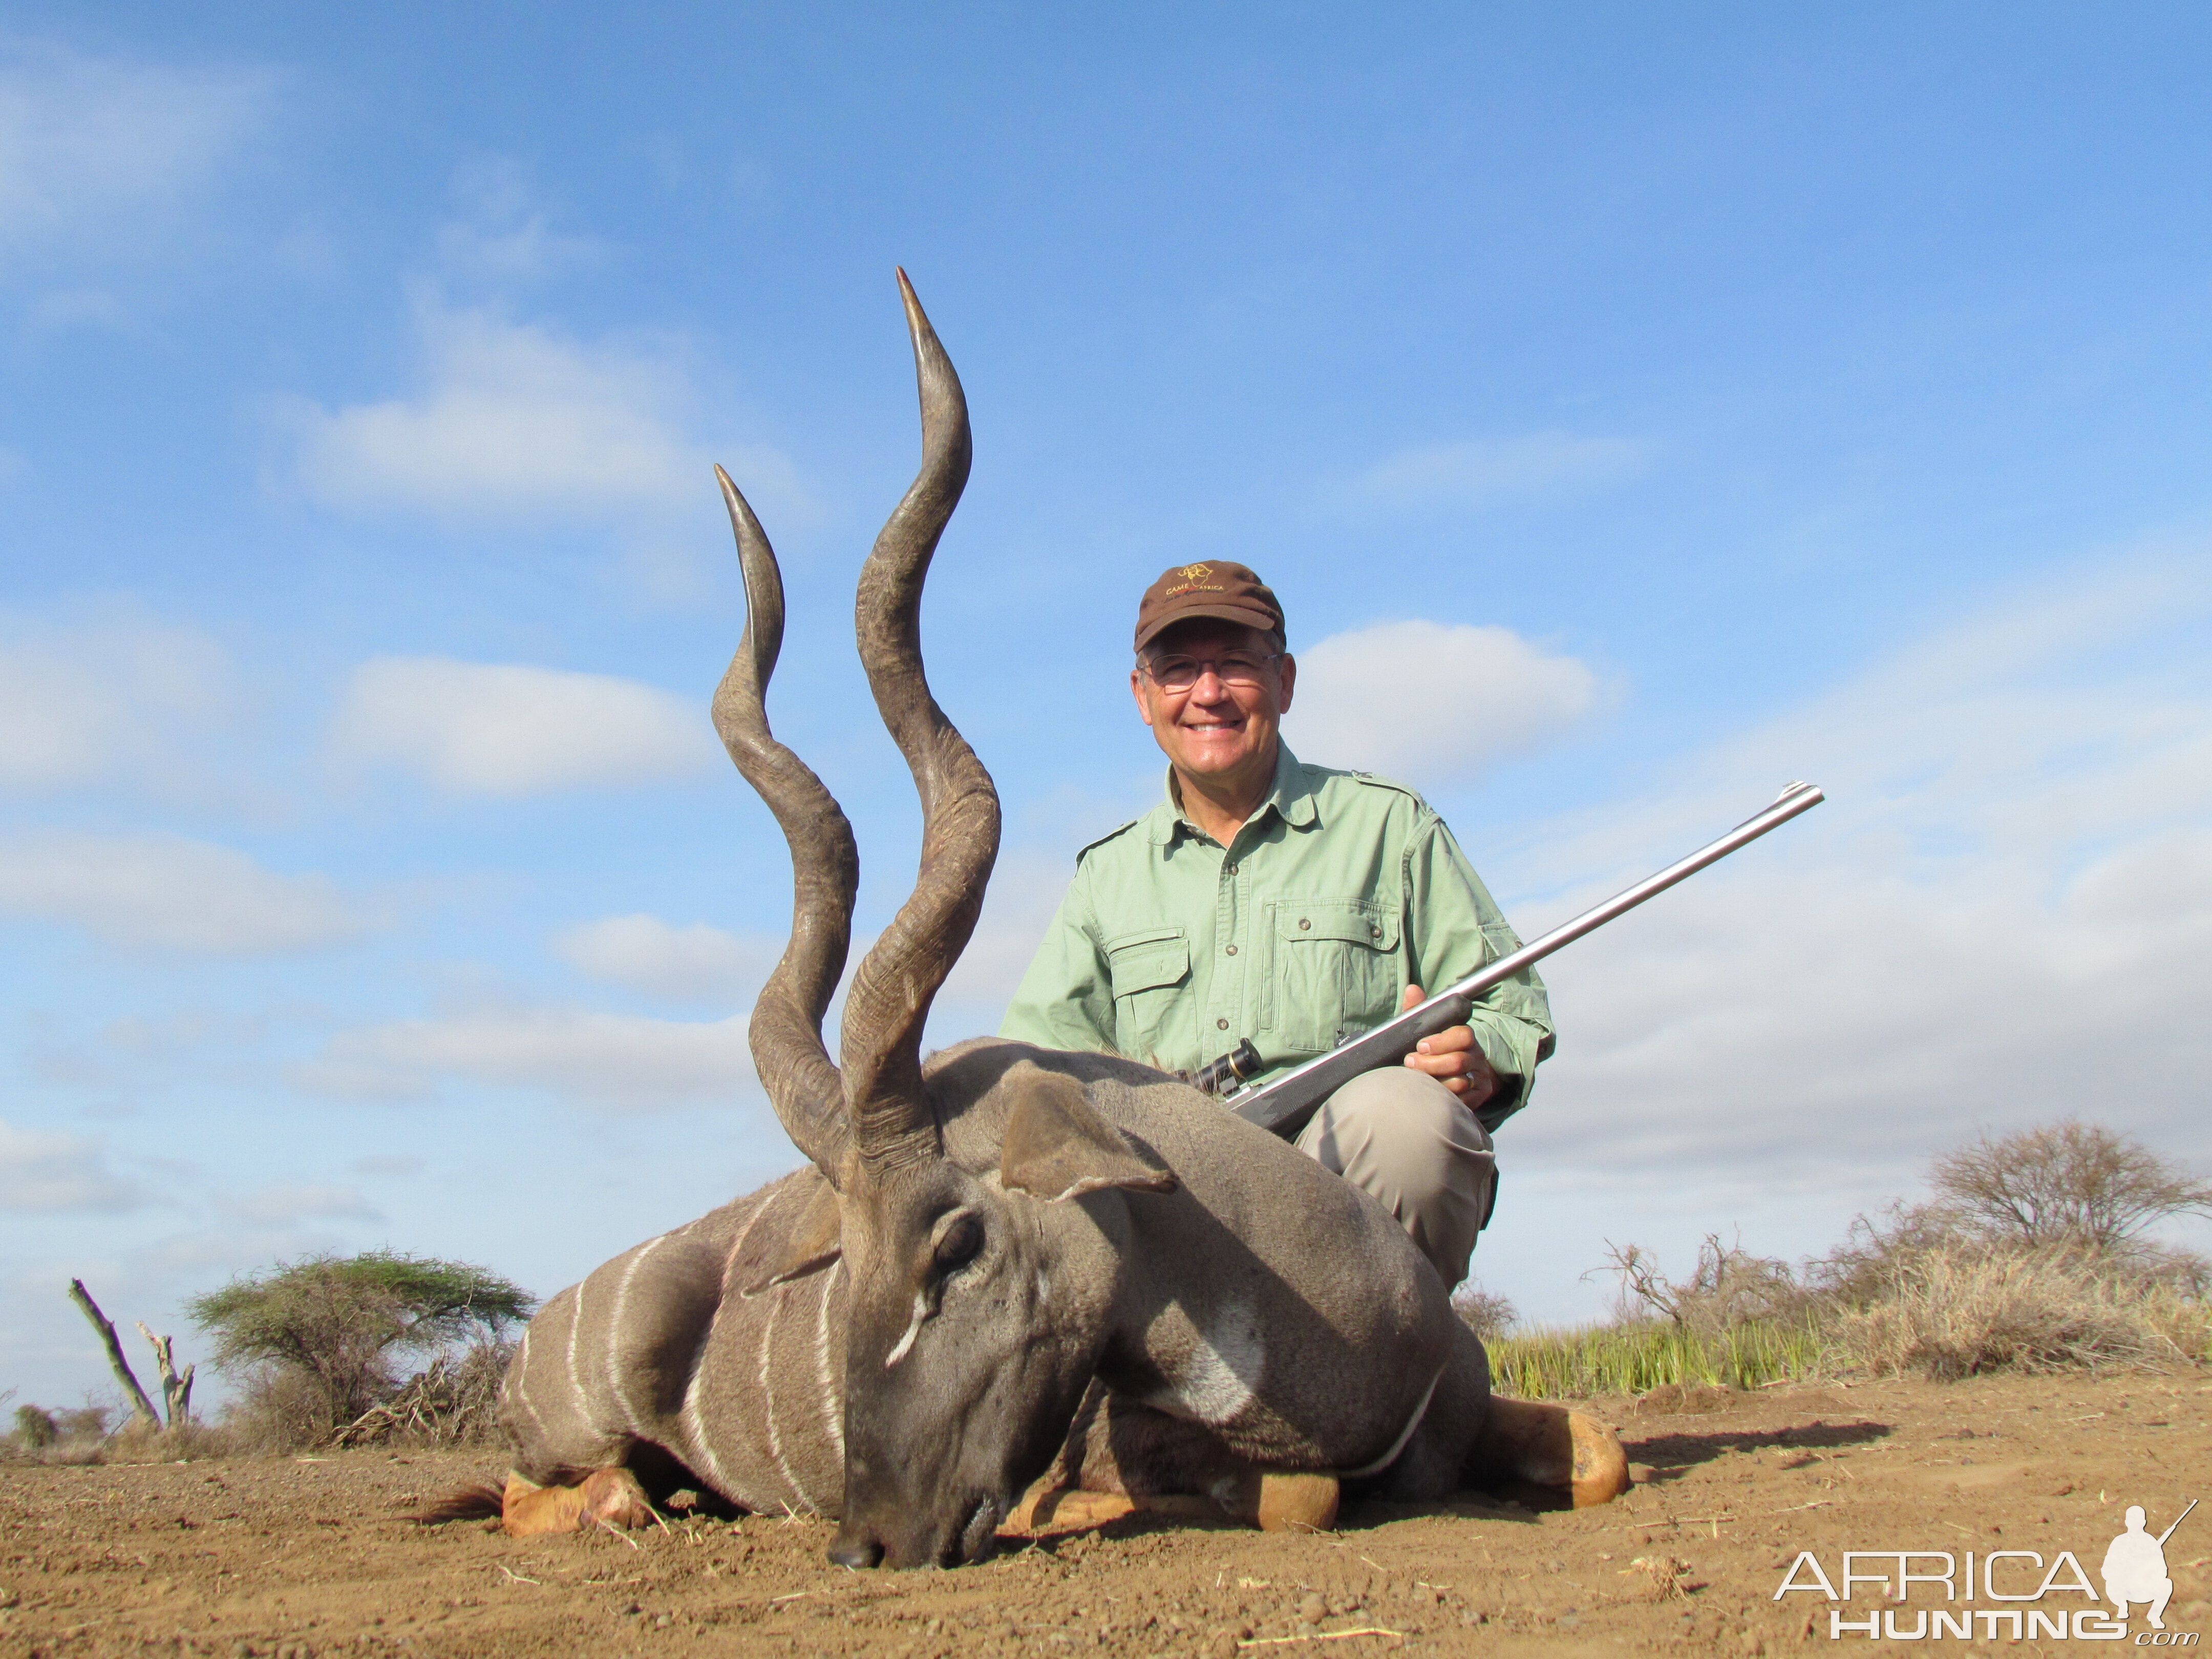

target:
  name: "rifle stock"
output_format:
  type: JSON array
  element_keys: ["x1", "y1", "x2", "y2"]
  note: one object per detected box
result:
[{"x1": 1225, "y1": 781, "x2": 1825, "y2": 1138}]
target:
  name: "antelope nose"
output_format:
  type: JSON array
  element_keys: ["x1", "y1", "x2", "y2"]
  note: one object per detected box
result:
[{"x1": 826, "y1": 1532, "x2": 884, "y2": 1570}]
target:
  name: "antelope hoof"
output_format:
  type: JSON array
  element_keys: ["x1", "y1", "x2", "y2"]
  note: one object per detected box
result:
[
  {"x1": 1209, "y1": 1470, "x2": 1341, "y2": 1533},
  {"x1": 500, "y1": 1467, "x2": 656, "y2": 1536},
  {"x1": 1256, "y1": 1472, "x2": 1340, "y2": 1533},
  {"x1": 999, "y1": 1486, "x2": 1143, "y2": 1538},
  {"x1": 1474, "y1": 1397, "x2": 1631, "y2": 1508}
]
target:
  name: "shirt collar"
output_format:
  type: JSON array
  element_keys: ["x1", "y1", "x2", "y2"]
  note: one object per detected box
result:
[{"x1": 1145, "y1": 741, "x2": 1317, "y2": 846}]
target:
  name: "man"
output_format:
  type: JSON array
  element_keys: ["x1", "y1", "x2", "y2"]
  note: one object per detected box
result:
[{"x1": 999, "y1": 561, "x2": 1553, "y2": 1288}]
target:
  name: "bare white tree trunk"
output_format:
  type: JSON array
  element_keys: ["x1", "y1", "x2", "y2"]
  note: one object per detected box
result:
[{"x1": 136, "y1": 1321, "x2": 196, "y2": 1428}]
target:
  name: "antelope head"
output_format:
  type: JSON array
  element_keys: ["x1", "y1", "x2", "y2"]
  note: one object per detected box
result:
[{"x1": 712, "y1": 273, "x2": 1176, "y2": 1568}]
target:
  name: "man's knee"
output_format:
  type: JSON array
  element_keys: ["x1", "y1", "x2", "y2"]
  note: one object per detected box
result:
[
  {"x1": 1295, "y1": 1068, "x2": 1496, "y2": 1284},
  {"x1": 1303, "y1": 1069, "x2": 1479, "y2": 1189}
]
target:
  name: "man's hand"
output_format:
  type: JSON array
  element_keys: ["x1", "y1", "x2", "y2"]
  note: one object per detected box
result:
[{"x1": 1400, "y1": 983, "x2": 1497, "y2": 1106}]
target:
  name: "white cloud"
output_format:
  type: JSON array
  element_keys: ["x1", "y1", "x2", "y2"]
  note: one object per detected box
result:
[
  {"x1": 553, "y1": 913, "x2": 771, "y2": 1002},
  {"x1": 288, "y1": 295, "x2": 797, "y2": 526},
  {"x1": 218, "y1": 1182, "x2": 379, "y2": 1226},
  {"x1": 0, "y1": 609, "x2": 238, "y2": 796},
  {"x1": 1350, "y1": 431, "x2": 1652, "y2": 510},
  {"x1": 0, "y1": 43, "x2": 271, "y2": 251},
  {"x1": 0, "y1": 829, "x2": 370, "y2": 953},
  {"x1": 1490, "y1": 558, "x2": 2212, "y2": 1219},
  {"x1": 0, "y1": 1118, "x2": 145, "y2": 1213},
  {"x1": 301, "y1": 1004, "x2": 754, "y2": 1111},
  {"x1": 330, "y1": 655, "x2": 716, "y2": 796},
  {"x1": 1288, "y1": 620, "x2": 1604, "y2": 787}
]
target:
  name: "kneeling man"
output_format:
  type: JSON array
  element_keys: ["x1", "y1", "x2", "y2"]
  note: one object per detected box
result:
[{"x1": 999, "y1": 561, "x2": 1552, "y2": 1288}]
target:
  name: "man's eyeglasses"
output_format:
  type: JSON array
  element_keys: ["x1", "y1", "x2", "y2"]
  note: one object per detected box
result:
[{"x1": 1141, "y1": 652, "x2": 1283, "y2": 692}]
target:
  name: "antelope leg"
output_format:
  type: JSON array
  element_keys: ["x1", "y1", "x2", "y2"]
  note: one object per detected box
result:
[
  {"x1": 500, "y1": 1467, "x2": 657, "y2": 1536},
  {"x1": 1467, "y1": 1397, "x2": 1631, "y2": 1508}
]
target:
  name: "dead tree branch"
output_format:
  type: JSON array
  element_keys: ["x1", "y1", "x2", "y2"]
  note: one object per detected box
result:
[{"x1": 66, "y1": 1279, "x2": 161, "y2": 1432}]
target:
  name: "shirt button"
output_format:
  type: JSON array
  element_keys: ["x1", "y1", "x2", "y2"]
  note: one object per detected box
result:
[
  {"x1": 1217, "y1": 1017, "x2": 1229, "y2": 1030},
  {"x1": 1298, "y1": 918, "x2": 1311, "y2": 930},
  {"x1": 1370, "y1": 925, "x2": 1384, "y2": 939},
  {"x1": 1224, "y1": 944, "x2": 1238, "y2": 955},
  {"x1": 1224, "y1": 862, "x2": 1238, "y2": 876}
]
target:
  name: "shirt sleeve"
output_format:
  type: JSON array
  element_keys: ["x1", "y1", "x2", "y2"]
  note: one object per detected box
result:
[
  {"x1": 996, "y1": 859, "x2": 1119, "y2": 1054},
  {"x1": 1403, "y1": 812, "x2": 1556, "y2": 1133}
]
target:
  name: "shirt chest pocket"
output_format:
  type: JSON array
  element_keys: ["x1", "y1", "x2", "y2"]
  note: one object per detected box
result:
[
  {"x1": 1262, "y1": 899, "x2": 1401, "y2": 1055},
  {"x1": 1104, "y1": 926, "x2": 1192, "y2": 1069}
]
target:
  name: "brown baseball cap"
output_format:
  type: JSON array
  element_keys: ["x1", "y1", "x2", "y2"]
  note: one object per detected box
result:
[{"x1": 1133, "y1": 561, "x2": 1285, "y2": 652}]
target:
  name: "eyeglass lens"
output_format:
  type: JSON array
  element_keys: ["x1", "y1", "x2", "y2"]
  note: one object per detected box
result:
[{"x1": 1150, "y1": 655, "x2": 1274, "y2": 690}]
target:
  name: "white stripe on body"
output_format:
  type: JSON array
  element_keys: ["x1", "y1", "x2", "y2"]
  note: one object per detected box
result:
[
  {"x1": 566, "y1": 1277, "x2": 590, "y2": 1419},
  {"x1": 760, "y1": 1284, "x2": 815, "y2": 1511},
  {"x1": 1334, "y1": 1364, "x2": 1444, "y2": 1479},
  {"x1": 814, "y1": 1258, "x2": 844, "y2": 1459},
  {"x1": 678, "y1": 1349, "x2": 735, "y2": 1497},
  {"x1": 607, "y1": 1235, "x2": 671, "y2": 1436},
  {"x1": 508, "y1": 1325, "x2": 549, "y2": 1437},
  {"x1": 720, "y1": 1178, "x2": 791, "y2": 1278},
  {"x1": 678, "y1": 1186, "x2": 789, "y2": 1498}
]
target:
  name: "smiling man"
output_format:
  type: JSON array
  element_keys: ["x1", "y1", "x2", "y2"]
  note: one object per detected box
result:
[{"x1": 998, "y1": 561, "x2": 1553, "y2": 1287}]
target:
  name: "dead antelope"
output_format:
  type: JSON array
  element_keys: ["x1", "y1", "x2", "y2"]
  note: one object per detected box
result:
[{"x1": 452, "y1": 273, "x2": 1627, "y2": 1567}]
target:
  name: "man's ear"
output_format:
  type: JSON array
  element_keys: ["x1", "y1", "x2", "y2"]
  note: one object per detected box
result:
[
  {"x1": 1131, "y1": 665, "x2": 1158, "y2": 729},
  {"x1": 1000, "y1": 1065, "x2": 1178, "y2": 1202},
  {"x1": 1275, "y1": 651, "x2": 1295, "y2": 713},
  {"x1": 740, "y1": 1174, "x2": 842, "y2": 1296}
]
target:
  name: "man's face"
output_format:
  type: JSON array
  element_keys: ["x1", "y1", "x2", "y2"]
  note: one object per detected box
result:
[{"x1": 1130, "y1": 619, "x2": 1296, "y2": 791}]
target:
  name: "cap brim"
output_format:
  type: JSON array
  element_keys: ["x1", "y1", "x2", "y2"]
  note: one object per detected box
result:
[{"x1": 1134, "y1": 601, "x2": 1283, "y2": 652}]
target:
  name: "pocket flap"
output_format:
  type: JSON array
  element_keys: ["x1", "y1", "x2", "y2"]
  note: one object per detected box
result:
[
  {"x1": 1272, "y1": 902, "x2": 1398, "y2": 949},
  {"x1": 1104, "y1": 926, "x2": 1190, "y2": 994}
]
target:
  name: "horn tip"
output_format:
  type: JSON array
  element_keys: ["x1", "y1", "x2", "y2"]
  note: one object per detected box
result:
[{"x1": 895, "y1": 267, "x2": 929, "y2": 334}]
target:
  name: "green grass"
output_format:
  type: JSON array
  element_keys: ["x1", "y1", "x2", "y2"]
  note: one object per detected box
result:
[{"x1": 1485, "y1": 1317, "x2": 1825, "y2": 1400}]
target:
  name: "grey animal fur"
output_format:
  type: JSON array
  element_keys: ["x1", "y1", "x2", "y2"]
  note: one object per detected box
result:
[{"x1": 498, "y1": 1044, "x2": 1490, "y2": 1538}]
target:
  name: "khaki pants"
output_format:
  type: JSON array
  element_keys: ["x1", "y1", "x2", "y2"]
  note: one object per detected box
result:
[{"x1": 1293, "y1": 1067, "x2": 1496, "y2": 1289}]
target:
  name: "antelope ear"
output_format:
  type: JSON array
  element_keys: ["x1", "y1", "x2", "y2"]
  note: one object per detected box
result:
[
  {"x1": 1000, "y1": 1067, "x2": 1178, "y2": 1202},
  {"x1": 740, "y1": 1175, "x2": 843, "y2": 1296}
]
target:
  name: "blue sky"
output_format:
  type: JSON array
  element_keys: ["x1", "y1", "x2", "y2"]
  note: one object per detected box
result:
[{"x1": 5, "y1": 4, "x2": 2210, "y2": 1409}]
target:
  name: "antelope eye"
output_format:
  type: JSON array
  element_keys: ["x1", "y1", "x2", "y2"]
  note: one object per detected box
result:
[{"x1": 933, "y1": 1213, "x2": 984, "y2": 1274}]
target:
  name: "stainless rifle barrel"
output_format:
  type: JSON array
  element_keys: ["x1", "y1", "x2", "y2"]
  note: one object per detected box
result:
[{"x1": 1226, "y1": 780, "x2": 1826, "y2": 1135}]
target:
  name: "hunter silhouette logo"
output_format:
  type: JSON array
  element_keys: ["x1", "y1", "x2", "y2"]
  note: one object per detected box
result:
[
  {"x1": 1774, "y1": 1497, "x2": 2199, "y2": 1643},
  {"x1": 2107, "y1": 1501, "x2": 2196, "y2": 1632}
]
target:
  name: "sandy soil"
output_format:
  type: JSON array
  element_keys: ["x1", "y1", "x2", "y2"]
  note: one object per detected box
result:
[{"x1": 3, "y1": 1372, "x2": 2205, "y2": 1657}]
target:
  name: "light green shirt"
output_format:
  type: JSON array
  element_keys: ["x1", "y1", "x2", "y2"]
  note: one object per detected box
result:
[{"x1": 998, "y1": 743, "x2": 1553, "y2": 1131}]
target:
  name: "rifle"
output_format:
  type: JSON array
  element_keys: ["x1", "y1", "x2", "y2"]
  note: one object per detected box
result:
[{"x1": 1207, "y1": 780, "x2": 1826, "y2": 1139}]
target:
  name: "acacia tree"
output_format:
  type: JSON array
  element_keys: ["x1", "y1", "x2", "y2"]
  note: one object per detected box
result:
[
  {"x1": 186, "y1": 1251, "x2": 534, "y2": 1434},
  {"x1": 1930, "y1": 1120, "x2": 2212, "y2": 1251}
]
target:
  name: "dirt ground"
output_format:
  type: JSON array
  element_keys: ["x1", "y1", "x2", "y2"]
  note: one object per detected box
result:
[{"x1": 3, "y1": 1371, "x2": 2205, "y2": 1658}]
